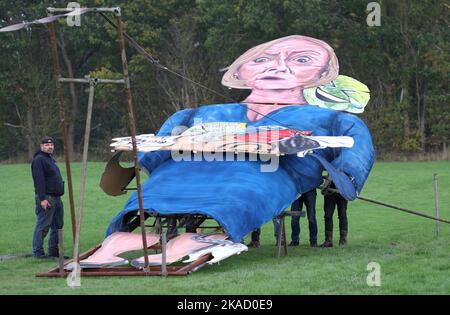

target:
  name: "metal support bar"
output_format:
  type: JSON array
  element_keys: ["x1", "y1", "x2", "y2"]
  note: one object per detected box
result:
[
  {"x1": 57, "y1": 229, "x2": 64, "y2": 276},
  {"x1": 434, "y1": 174, "x2": 440, "y2": 237},
  {"x1": 45, "y1": 244, "x2": 101, "y2": 274},
  {"x1": 72, "y1": 80, "x2": 95, "y2": 264},
  {"x1": 59, "y1": 77, "x2": 125, "y2": 84},
  {"x1": 276, "y1": 218, "x2": 284, "y2": 258},
  {"x1": 282, "y1": 219, "x2": 288, "y2": 256},
  {"x1": 37, "y1": 270, "x2": 188, "y2": 277},
  {"x1": 275, "y1": 211, "x2": 305, "y2": 218},
  {"x1": 48, "y1": 22, "x2": 77, "y2": 244},
  {"x1": 355, "y1": 194, "x2": 450, "y2": 224},
  {"x1": 37, "y1": 243, "x2": 212, "y2": 277},
  {"x1": 47, "y1": 7, "x2": 120, "y2": 14},
  {"x1": 161, "y1": 231, "x2": 167, "y2": 277},
  {"x1": 115, "y1": 14, "x2": 150, "y2": 269},
  {"x1": 326, "y1": 188, "x2": 450, "y2": 224}
]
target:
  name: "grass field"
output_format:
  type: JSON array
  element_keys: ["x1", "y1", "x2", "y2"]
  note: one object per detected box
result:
[{"x1": 0, "y1": 161, "x2": 449, "y2": 295}]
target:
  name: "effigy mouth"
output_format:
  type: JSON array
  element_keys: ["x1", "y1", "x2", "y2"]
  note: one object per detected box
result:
[{"x1": 258, "y1": 76, "x2": 285, "y2": 80}]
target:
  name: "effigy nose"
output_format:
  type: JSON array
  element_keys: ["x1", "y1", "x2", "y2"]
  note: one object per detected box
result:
[{"x1": 266, "y1": 57, "x2": 290, "y2": 73}]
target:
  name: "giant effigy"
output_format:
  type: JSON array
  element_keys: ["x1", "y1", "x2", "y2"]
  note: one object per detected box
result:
[{"x1": 106, "y1": 35, "x2": 375, "y2": 243}]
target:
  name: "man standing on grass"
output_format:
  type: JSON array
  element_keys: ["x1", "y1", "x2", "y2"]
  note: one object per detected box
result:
[
  {"x1": 320, "y1": 180, "x2": 349, "y2": 247},
  {"x1": 31, "y1": 137, "x2": 65, "y2": 259},
  {"x1": 289, "y1": 189, "x2": 318, "y2": 247}
]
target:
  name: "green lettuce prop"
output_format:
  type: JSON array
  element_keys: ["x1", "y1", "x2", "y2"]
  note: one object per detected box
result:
[{"x1": 303, "y1": 75, "x2": 370, "y2": 113}]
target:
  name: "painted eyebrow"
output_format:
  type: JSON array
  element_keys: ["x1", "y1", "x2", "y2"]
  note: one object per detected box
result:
[
  {"x1": 260, "y1": 50, "x2": 323, "y2": 58},
  {"x1": 254, "y1": 53, "x2": 277, "y2": 58},
  {"x1": 289, "y1": 50, "x2": 322, "y2": 56}
]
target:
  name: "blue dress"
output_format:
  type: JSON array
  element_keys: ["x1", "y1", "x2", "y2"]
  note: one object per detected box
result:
[{"x1": 106, "y1": 104, "x2": 375, "y2": 242}]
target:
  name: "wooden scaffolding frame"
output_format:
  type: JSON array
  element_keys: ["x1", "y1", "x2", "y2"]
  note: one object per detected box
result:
[{"x1": 36, "y1": 6, "x2": 214, "y2": 278}]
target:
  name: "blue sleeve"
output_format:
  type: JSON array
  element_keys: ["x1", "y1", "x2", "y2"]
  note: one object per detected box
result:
[
  {"x1": 138, "y1": 108, "x2": 195, "y2": 173},
  {"x1": 331, "y1": 113, "x2": 375, "y2": 193}
]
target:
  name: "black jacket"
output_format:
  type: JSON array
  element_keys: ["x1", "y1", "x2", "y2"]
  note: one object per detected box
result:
[{"x1": 31, "y1": 150, "x2": 64, "y2": 201}]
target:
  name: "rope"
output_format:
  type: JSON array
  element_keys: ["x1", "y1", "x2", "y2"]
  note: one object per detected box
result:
[
  {"x1": 327, "y1": 188, "x2": 449, "y2": 224},
  {"x1": 99, "y1": 12, "x2": 304, "y2": 132}
]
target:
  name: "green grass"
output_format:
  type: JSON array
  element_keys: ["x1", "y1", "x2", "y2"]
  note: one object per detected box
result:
[{"x1": 0, "y1": 161, "x2": 449, "y2": 295}]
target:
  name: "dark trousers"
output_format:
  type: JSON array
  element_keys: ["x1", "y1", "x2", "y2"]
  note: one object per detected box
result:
[
  {"x1": 32, "y1": 195, "x2": 64, "y2": 257},
  {"x1": 167, "y1": 215, "x2": 197, "y2": 238},
  {"x1": 251, "y1": 228, "x2": 260, "y2": 241},
  {"x1": 271, "y1": 190, "x2": 318, "y2": 244},
  {"x1": 323, "y1": 193, "x2": 348, "y2": 232},
  {"x1": 290, "y1": 190, "x2": 318, "y2": 243}
]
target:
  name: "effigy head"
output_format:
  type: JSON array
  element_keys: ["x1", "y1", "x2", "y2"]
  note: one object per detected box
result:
[{"x1": 222, "y1": 35, "x2": 339, "y2": 90}]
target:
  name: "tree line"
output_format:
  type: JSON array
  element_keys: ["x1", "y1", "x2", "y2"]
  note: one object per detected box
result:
[{"x1": 0, "y1": 0, "x2": 448, "y2": 162}]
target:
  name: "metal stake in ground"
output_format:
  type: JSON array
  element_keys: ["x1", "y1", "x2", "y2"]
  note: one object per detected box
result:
[
  {"x1": 434, "y1": 174, "x2": 440, "y2": 237},
  {"x1": 161, "y1": 231, "x2": 167, "y2": 277},
  {"x1": 115, "y1": 11, "x2": 150, "y2": 270},
  {"x1": 58, "y1": 229, "x2": 64, "y2": 276}
]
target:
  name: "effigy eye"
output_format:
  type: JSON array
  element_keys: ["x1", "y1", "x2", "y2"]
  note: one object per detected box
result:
[
  {"x1": 253, "y1": 57, "x2": 270, "y2": 63},
  {"x1": 293, "y1": 56, "x2": 311, "y2": 63}
]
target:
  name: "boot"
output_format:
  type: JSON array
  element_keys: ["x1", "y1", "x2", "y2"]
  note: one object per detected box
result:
[
  {"x1": 247, "y1": 229, "x2": 261, "y2": 248},
  {"x1": 247, "y1": 240, "x2": 260, "y2": 248},
  {"x1": 320, "y1": 231, "x2": 333, "y2": 248},
  {"x1": 339, "y1": 230, "x2": 347, "y2": 246}
]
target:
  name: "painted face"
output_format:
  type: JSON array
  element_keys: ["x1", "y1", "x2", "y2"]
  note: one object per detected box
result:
[
  {"x1": 40, "y1": 143, "x2": 54, "y2": 154},
  {"x1": 237, "y1": 38, "x2": 330, "y2": 90}
]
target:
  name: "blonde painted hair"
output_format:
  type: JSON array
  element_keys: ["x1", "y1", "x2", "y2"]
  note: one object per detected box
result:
[{"x1": 221, "y1": 35, "x2": 339, "y2": 89}]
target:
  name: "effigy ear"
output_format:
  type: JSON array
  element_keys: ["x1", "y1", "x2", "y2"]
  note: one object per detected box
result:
[{"x1": 303, "y1": 75, "x2": 370, "y2": 114}]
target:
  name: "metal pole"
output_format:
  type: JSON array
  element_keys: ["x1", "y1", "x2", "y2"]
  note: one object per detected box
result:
[
  {"x1": 58, "y1": 229, "x2": 64, "y2": 276},
  {"x1": 277, "y1": 218, "x2": 283, "y2": 258},
  {"x1": 327, "y1": 188, "x2": 450, "y2": 224},
  {"x1": 282, "y1": 216, "x2": 288, "y2": 256},
  {"x1": 47, "y1": 7, "x2": 119, "y2": 14},
  {"x1": 434, "y1": 174, "x2": 440, "y2": 237},
  {"x1": 48, "y1": 22, "x2": 77, "y2": 243},
  {"x1": 161, "y1": 231, "x2": 167, "y2": 277},
  {"x1": 115, "y1": 12, "x2": 149, "y2": 270},
  {"x1": 354, "y1": 194, "x2": 450, "y2": 224},
  {"x1": 59, "y1": 77, "x2": 125, "y2": 84},
  {"x1": 72, "y1": 80, "x2": 95, "y2": 264}
]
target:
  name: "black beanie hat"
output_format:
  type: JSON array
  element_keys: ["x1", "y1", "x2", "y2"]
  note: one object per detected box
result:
[{"x1": 41, "y1": 136, "x2": 54, "y2": 144}]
